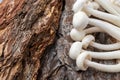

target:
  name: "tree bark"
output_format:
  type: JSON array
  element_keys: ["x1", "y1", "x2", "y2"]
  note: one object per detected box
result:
[
  {"x1": 0, "y1": 0, "x2": 63, "y2": 80},
  {"x1": 38, "y1": 0, "x2": 120, "y2": 80}
]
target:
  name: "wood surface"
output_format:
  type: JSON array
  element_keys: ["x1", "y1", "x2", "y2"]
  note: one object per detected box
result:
[{"x1": 0, "y1": 0, "x2": 62, "y2": 80}]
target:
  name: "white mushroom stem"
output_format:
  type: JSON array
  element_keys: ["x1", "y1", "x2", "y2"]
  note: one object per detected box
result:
[
  {"x1": 83, "y1": 50, "x2": 120, "y2": 60},
  {"x1": 82, "y1": 35, "x2": 120, "y2": 50},
  {"x1": 91, "y1": 42, "x2": 120, "y2": 50},
  {"x1": 110, "y1": 0, "x2": 120, "y2": 7},
  {"x1": 73, "y1": 0, "x2": 120, "y2": 27},
  {"x1": 112, "y1": 4, "x2": 120, "y2": 14},
  {"x1": 89, "y1": 18, "x2": 120, "y2": 41},
  {"x1": 84, "y1": 5, "x2": 120, "y2": 27},
  {"x1": 72, "y1": 2, "x2": 99, "y2": 30},
  {"x1": 95, "y1": 0, "x2": 120, "y2": 16},
  {"x1": 73, "y1": 11, "x2": 120, "y2": 41},
  {"x1": 69, "y1": 42, "x2": 120, "y2": 60},
  {"x1": 73, "y1": 0, "x2": 100, "y2": 14},
  {"x1": 86, "y1": 60, "x2": 120, "y2": 72},
  {"x1": 84, "y1": 27, "x2": 103, "y2": 33},
  {"x1": 82, "y1": 27, "x2": 103, "y2": 33},
  {"x1": 72, "y1": 0, "x2": 94, "y2": 13},
  {"x1": 76, "y1": 52, "x2": 120, "y2": 72},
  {"x1": 70, "y1": 27, "x2": 103, "y2": 41},
  {"x1": 87, "y1": 1, "x2": 100, "y2": 10},
  {"x1": 110, "y1": 0, "x2": 120, "y2": 14},
  {"x1": 83, "y1": 1, "x2": 100, "y2": 16},
  {"x1": 72, "y1": 0, "x2": 87, "y2": 13}
]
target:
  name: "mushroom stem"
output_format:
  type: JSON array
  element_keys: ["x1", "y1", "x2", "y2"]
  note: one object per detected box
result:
[
  {"x1": 82, "y1": 35, "x2": 120, "y2": 50},
  {"x1": 85, "y1": 6, "x2": 120, "y2": 27},
  {"x1": 70, "y1": 27, "x2": 103, "y2": 41},
  {"x1": 69, "y1": 42, "x2": 120, "y2": 60},
  {"x1": 85, "y1": 59, "x2": 120, "y2": 72},
  {"x1": 72, "y1": 0, "x2": 87, "y2": 13},
  {"x1": 73, "y1": 1, "x2": 120, "y2": 27},
  {"x1": 89, "y1": 18, "x2": 120, "y2": 41},
  {"x1": 110, "y1": 0, "x2": 120, "y2": 7},
  {"x1": 95, "y1": 0, "x2": 120, "y2": 16},
  {"x1": 73, "y1": 11, "x2": 120, "y2": 41},
  {"x1": 76, "y1": 52, "x2": 120, "y2": 72},
  {"x1": 84, "y1": 27, "x2": 103, "y2": 34},
  {"x1": 90, "y1": 41, "x2": 120, "y2": 50},
  {"x1": 83, "y1": 1, "x2": 100, "y2": 16},
  {"x1": 84, "y1": 50, "x2": 120, "y2": 60},
  {"x1": 111, "y1": 2, "x2": 120, "y2": 14}
]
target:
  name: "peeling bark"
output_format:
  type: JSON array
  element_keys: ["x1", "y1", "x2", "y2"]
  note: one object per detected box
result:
[{"x1": 0, "y1": 0, "x2": 63, "y2": 80}]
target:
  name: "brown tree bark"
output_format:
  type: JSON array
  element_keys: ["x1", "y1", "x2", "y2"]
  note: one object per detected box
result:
[
  {"x1": 38, "y1": 0, "x2": 120, "y2": 80},
  {"x1": 0, "y1": 0, "x2": 63, "y2": 80}
]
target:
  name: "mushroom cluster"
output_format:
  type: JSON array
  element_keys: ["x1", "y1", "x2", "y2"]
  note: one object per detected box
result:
[{"x1": 69, "y1": 0, "x2": 120, "y2": 72}]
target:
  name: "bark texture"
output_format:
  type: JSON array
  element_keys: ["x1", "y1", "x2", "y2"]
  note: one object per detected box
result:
[
  {"x1": 0, "y1": 0, "x2": 62, "y2": 80},
  {"x1": 38, "y1": 0, "x2": 120, "y2": 80}
]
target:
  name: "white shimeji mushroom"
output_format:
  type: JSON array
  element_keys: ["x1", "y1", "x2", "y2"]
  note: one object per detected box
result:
[
  {"x1": 72, "y1": 0, "x2": 120, "y2": 27},
  {"x1": 82, "y1": 1, "x2": 100, "y2": 16},
  {"x1": 89, "y1": 18, "x2": 120, "y2": 41},
  {"x1": 72, "y1": 2, "x2": 100, "y2": 30},
  {"x1": 83, "y1": 50, "x2": 120, "y2": 60},
  {"x1": 110, "y1": 0, "x2": 120, "y2": 7},
  {"x1": 112, "y1": 4, "x2": 120, "y2": 14},
  {"x1": 73, "y1": 11, "x2": 120, "y2": 41},
  {"x1": 76, "y1": 52, "x2": 120, "y2": 72},
  {"x1": 87, "y1": 1, "x2": 100, "y2": 10},
  {"x1": 69, "y1": 42, "x2": 82, "y2": 60},
  {"x1": 95, "y1": 0, "x2": 120, "y2": 16},
  {"x1": 110, "y1": 0, "x2": 120, "y2": 14},
  {"x1": 69, "y1": 42, "x2": 120, "y2": 60},
  {"x1": 72, "y1": 11, "x2": 89, "y2": 30},
  {"x1": 70, "y1": 27, "x2": 103, "y2": 41},
  {"x1": 84, "y1": 2, "x2": 120, "y2": 27},
  {"x1": 82, "y1": 35, "x2": 120, "y2": 50},
  {"x1": 72, "y1": 0, "x2": 99, "y2": 13},
  {"x1": 72, "y1": 0, "x2": 87, "y2": 13},
  {"x1": 70, "y1": 0, "x2": 120, "y2": 73}
]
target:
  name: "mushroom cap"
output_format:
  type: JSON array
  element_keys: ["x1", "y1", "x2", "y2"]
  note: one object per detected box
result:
[
  {"x1": 72, "y1": 0, "x2": 87, "y2": 13},
  {"x1": 82, "y1": 35, "x2": 95, "y2": 49},
  {"x1": 69, "y1": 42, "x2": 82, "y2": 60},
  {"x1": 72, "y1": 11, "x2": 89, "y2": 30},
  {"x1": 70, "y1": 28, "x2": 85, "y2": 41},
  {"x1": 76, "y1": 52, "x2": 91, "y2": 70}
]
